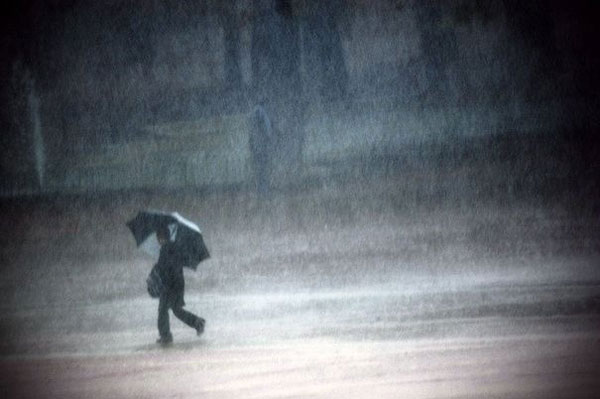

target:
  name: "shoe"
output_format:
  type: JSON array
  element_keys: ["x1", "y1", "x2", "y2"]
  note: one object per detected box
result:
[
  {"x1": 196, "y1": 318, "x2": 205, "y2": 336},
  {"x1": 156, "y1": 335, "x2": 173, "y2": 345}
]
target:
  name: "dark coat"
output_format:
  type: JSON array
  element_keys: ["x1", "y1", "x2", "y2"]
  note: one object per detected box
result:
[{"x1": 152, "y1": 242, "x2": 185, "y2": 308}]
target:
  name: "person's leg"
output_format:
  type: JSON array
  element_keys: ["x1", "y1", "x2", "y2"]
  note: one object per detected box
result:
[
  {"x1": 157, "y1": 295, "x2": 172, "y2": 342},
  {"x1": 172, "y1": 306, "x2": 205, "y2": 335}
]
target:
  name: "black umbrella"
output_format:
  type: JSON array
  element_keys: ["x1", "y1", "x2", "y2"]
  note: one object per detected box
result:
[{"x1": 126, "y1": 210, "x2": 210, "y2": 270}]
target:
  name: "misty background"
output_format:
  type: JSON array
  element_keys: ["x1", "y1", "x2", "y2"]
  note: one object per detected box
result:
[
  {"x1": 1, "y1": 0, "x2": 598, "y2": 198},
  {"x1": 0, "y1": 0, "x2": 599, "y2": 367}
]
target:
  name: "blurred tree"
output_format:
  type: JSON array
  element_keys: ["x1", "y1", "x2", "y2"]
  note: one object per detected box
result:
[
  {"x1": 414, "y1": 1, "x2": 459, "y2": 103},
  {"x1": 302, "y1": 0, "x2": 349, "y2": 103},
  {"x1": 502, "y1": 0, "x2": 561, "y2": 99},
  {"x1": 218, "y1": 2, "x2": 243, "y2": 89},
  {"x1": 251, "y1": 0, "x2": 302, "y2": 101}
]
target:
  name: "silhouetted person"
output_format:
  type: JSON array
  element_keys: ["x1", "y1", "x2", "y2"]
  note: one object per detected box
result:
[
  {"x1": 251, "y1": 0, "x2": 306, "y2": 186},
  {"x1": 149, "y1": 226, "x2": 205, "y2": 345},
  {"x1": 250, "y1": 104, "x2": 274, "y2": 196}
]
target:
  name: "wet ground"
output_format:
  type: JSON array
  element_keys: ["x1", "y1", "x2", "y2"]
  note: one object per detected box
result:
[
  {"x1": 1, "y1": 183, "x2": 600, "y2": 398},
  {"x1": 2, "y1": 278, "x2": 600, "y2": 398}
]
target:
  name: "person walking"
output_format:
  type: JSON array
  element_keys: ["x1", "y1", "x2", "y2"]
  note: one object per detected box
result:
[
  {"x1": 148, "y1": 226, "x2": 205, "y2": 345},
  {"x1": 250, "y1": 103, "x2": 275, "y2": 196}
]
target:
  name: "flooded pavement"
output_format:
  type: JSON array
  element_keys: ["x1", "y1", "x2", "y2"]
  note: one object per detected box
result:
[
  {"x1": 2, "y1": 278, "x2": 600, "y2": 398},
  {"x1": 3, "y1": 276, "x2": 600, "y2": 357}
]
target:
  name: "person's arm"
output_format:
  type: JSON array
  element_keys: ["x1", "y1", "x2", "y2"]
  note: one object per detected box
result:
[
  {"x1": 155, "y1": 246, "x2": 172, "y2": 285},
  {"x1": 156, "y1": 243, "x2": 182, "y2": 287}
]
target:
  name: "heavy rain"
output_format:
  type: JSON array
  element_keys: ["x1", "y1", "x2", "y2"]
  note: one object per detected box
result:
[{"x1": 1, "y1": 1, "x2": 599, "y2": 398}]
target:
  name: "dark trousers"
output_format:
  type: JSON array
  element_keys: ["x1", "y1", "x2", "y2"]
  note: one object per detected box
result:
[{"x1": 158, "y1": 294, "x2": 200, "y2": 338}]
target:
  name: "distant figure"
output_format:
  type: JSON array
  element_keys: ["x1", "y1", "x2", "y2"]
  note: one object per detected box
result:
[
  {"x1": 249, "y1": 104, "x2": 274, "y2": 196},
  {"x1": 148, "y1": 226, "x2": 205, "y2": 345}
]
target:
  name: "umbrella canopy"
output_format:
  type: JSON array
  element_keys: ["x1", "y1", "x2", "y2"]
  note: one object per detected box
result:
[{"x1": 126, "y1": 210, "x2": 210, "y2": 270}]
